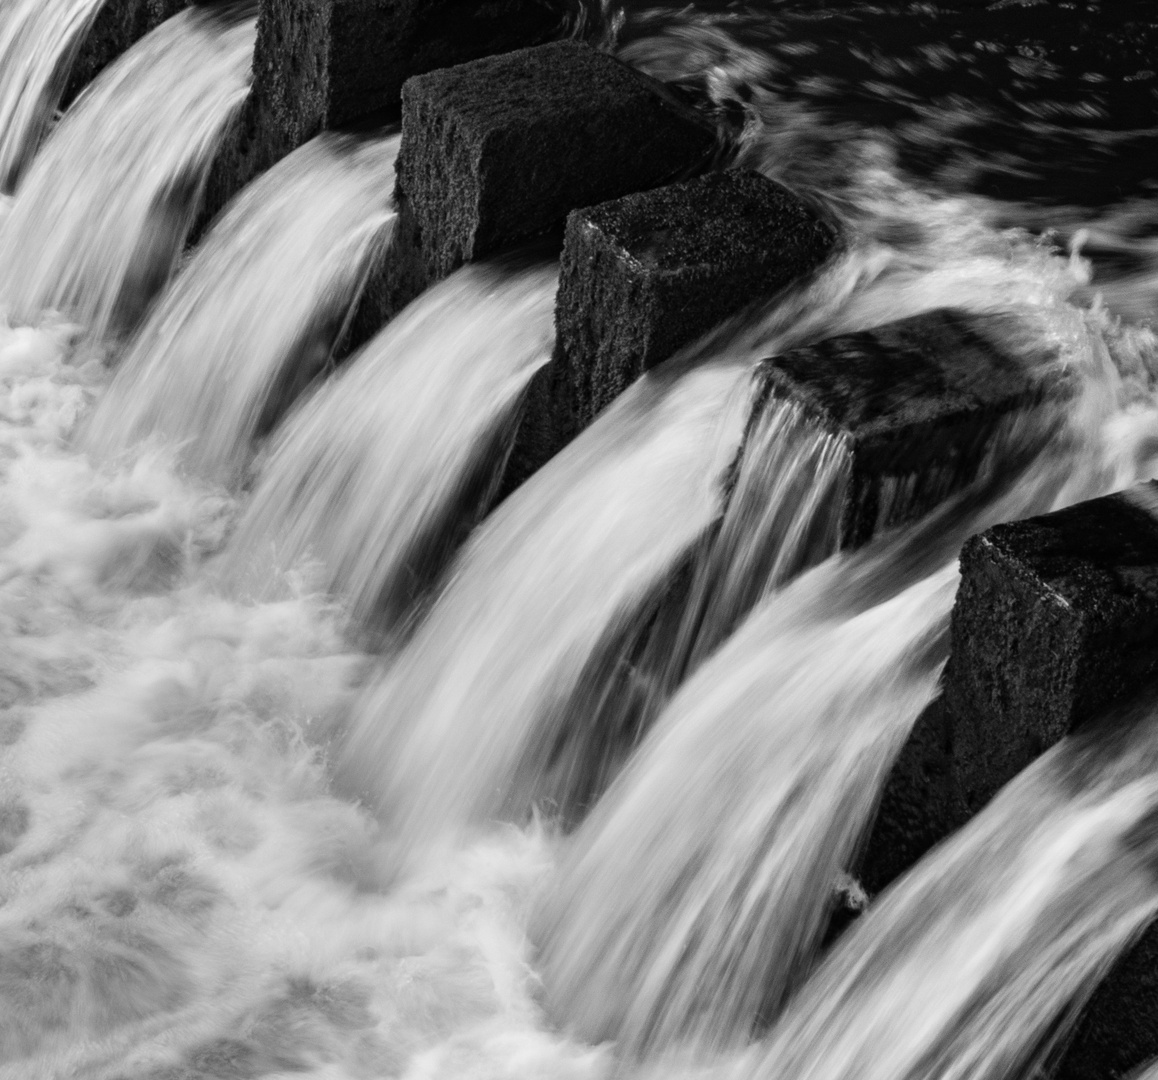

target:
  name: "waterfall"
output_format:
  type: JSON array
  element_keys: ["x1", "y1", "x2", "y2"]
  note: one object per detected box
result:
[
  {"x1": 224, "y1": 260, "x2": 558, "y2": 639},
  {"x1": 0, "y1": 3, "x2": 255, "y2": 344},
  {"x1": 335, "y1": 355, "x2": 757, "y2": 859},
  {"x1": 729, "y1": 701, "x2": 1158, "y2": 1080},
  {"x1": 0, "y1": 0, "x2": 105, "y2": 192},
  {"x1": 4, "y1": 0, "x2": 1158, "y2": 1075},
  {"x1": 83, "y1": 132, "x2": 399, "y2": 486}
]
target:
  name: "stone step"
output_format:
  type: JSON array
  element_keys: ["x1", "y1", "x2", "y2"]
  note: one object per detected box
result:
[
  {"x1": 506, "y1": 168, "x2": 836, "y2": 484},
  {"x1": 351, "y1": 39, "x2": 718, "y2": 349},
  {"x1": 199, "y1": 0, "x2": 570, "y2": 232}
]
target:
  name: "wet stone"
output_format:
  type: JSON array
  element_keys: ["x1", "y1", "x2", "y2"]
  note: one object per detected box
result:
[
  {"x1": 949, "y1": 481, "x2": 1158, "y2": 816},
  {"x1": 199, "y1": 0, "x2": 566, "y2": 231},
  {"x1": 858, "y1": 484, "x2": 1158, "y2": 1080},
  {"x1": 373, "y1": 40, "x2": 717, "y2": 323},
  {"x1": 509, "y1": 169, "x2": 836, "y2": 479},
  {"x1": 755, "y1": 308, "x2": 1048, "y2": 547},
  {"x1": 862, "y1": 483, "x2": 1158, "y2": 893}
]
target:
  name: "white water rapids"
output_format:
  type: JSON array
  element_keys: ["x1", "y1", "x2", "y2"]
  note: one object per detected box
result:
[{"x1": 4, "y1": 1, "x2": 1158, "y2": 1079}]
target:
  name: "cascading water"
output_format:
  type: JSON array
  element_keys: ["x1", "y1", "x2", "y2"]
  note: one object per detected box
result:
[
  {"x1": 530, "y1": 400, "x2": 1087, "y2": 1062},
  {"x1": 0, "y1": 3, "x2": 256, "y2": 344},
  {"x1": 3, "y1": 0, "x2": 1158, "y2": 1077},
  {"x1": 224, "y1": 261, "x2": 558, "y2": 639},
  {"x1": 334, "y1": 353, "x2": 756, "y2": 856},
  {"x1": 721, "y1": 700, "x2": 1158, "y2": 1080},
  {"x1": 83, "y1": 132, "x2": 400, "y2": 486},
  {"x1": 0, "y1": 0, "x2": 105, "y2": 192}
]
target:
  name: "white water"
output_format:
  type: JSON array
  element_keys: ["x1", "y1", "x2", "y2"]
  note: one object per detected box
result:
[
  {"x1": 83, "y1": 132, "x2": 400, "y2": 486},
  {"x1": 0, "y1": 5, "x2": 255, "y2": 344},
  {"x1": 336, "y1": 353, "x2": 756, "y2": 860},
  {"x1": 4, "y1": 4, "x2": 1158, "y2": 1079},
  {"x1": 0, "y1": 0, "x2": 105, "y2": 192},
  {"x1": 722, "y1": 706, "x2": 1158, "y2": 1080},
  {"x1": 225, "y1": 261, "x2": 558, "y2": 640}
]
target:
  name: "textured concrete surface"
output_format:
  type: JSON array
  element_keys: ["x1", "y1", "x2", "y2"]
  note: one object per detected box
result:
[
  {"x1": 863, "y1": 483, "x2": 1158, "y2": 892},
  {"x1": 509, "y1": 169, "x2": 835, "y2": 481},
  {"x1": 200, "y1": 0, "x2": 566, "y2": 232},
  {"x1": 756, "y1": 309, "x2": 1047, "y2": 547},
  {"x1": 376, "y1": 40, "x2": 718, "y2": 324}
]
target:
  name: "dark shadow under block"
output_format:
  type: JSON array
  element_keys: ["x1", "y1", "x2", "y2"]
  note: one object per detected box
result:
[
  {"x1": 510, "y1": 169, "x2": 836, "y2": 478},
  {"x1": 62, "y1": 0, "x2": 194, "y2": 107}
]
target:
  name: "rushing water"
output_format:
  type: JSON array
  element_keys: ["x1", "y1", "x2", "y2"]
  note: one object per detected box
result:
[
  {"x1": 0, "y1": 3, "x2": 256, "y2": 345},
  {"x1": 0, "y1": 0, "x2": 105, "y2": 192},
  {"x1": 225, "y1": 260, "x2": 558, "y2": 640},
  {"x1": 719, "y1": 700, "x2": 1158, "y2": 1080},
  {"x1": 3, "y1": 0, "x2": 1158, "y2": 1078},
  {"x1": 83, "y1": 132, "x2": 400, "y2": 487}
]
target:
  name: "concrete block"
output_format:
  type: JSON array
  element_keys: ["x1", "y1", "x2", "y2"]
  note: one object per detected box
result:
[
  {"x1": 951, "y1": 483, "x2": 1158, "y2": 814},
  {"x1": 755, "y1": 309, "x2": 1047, "y2": 547},
  {"x1": 198, "y1": 0, "x2": 566, "y2": 230},
  {"x1": 549, "y1": 309, "x2": 1055, "y2": 820},
  {"x1": 862, "y1": 484, "x2": 1158, "y2": 893},
  {"x1": 62, "y1": 0, "x2": 193, "y2": 108},
  {"x1": 510, "y1": 169, "x2": 836, "y2": 478},
  {"x1": 379, "y1": 41, "x2": 717, "y2": 312}
]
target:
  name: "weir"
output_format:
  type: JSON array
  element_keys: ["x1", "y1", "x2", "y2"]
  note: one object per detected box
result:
[{"x1": 1, "y1": 1, "x2": 1158, "y2": 1078}]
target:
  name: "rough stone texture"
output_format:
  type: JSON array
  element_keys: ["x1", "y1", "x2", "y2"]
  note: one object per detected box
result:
[
  {"x1": 374, "y1": 40, "x2": 717, "y2": 321},
  {"x1": 755, "y1": 309, "x2": 1047, "y2": 547},
  {"x1": 507, "y1": 169, "x2": 836, "y2": 482},
  {"x1": 950, "y1": 483, "x2": 1158, "y2": 815},
  {"x1": 199, "y1": 0, "x2": 567, "y2": 232},
  {"x1": 62, "y1": 0, "x2": 194, "y2": 108},
  {"x1": 861, "y1": 483, "x2": 1158, "y2": 894}
]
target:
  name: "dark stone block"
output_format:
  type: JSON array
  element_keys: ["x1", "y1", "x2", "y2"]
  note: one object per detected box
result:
[
  {"x1": 861, "y1": 484, "x2": 1158, "y2": 894},
  {"x1": 948, "y1": 482, "x2": 1158, "y2": 815},
  {"x1": 62, "y1": 0, "x2": 195, "y2": 108},
  {"x1": 754, "y1": 309, "x2": 1049, "y2": 548},
  {"x1": 378, "y1": 40, "x2": 716, "y2": 317},
  {"x1": 198, "y1": 0, "x2": 567, "y2": 232},
  {"x1": 398, "y1": 41, "x2": 715, "y2": 274},
  {"x1": 508, "y1": 169, "x2": 835, "y2": 480}
]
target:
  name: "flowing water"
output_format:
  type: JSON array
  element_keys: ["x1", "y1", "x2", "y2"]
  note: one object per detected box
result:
[
  {"x1": 0, "y1": 0, "x2": 105, "y2": 192},
  {"x1": 225, "y1": 260, "x2": 558, "y2": 640},
  {"x1": 0, "y1": 3, "x2": 256, "y2": 344},
  {"x1": 83, "y1": 132, "x2": 400, "y2": 487},
  {"x1": 3, "y1": 0, "x2": 1158, "y2": 1077},
  {"x1": 714, "y1": 701, "x2": 1158, "y2": 1080}
]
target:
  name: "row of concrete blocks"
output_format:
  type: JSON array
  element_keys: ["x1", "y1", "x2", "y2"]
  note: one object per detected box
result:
[{"x1": 61, "y1": 5, "x2": 1158, "y2": 1076}]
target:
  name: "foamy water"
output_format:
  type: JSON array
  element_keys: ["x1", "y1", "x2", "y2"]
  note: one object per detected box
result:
[{"x1": 4, "y1": 4, "x2": 1158, "y2": 1078}]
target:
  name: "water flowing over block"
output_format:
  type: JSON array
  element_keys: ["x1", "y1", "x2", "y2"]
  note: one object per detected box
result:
[
  {"x1": 861, "y1": 483, "x2": 1158, "y2": 1080},
  {"x1": 199, "y1": 0, "x2": 567, "y2": 232},
  {"x1": 359, "y1": 40, "x2": 718, "y2": 342},
  {"x1": 62, "y1": 0, "x2": 192, "y2": 106},
  {"x1": 863, "y1": 484, "x2": 1158, "y2": 890},
  {"x1": 751, "y1": 308, "x2": 1043, "y2": 546},
  {"x1": 507, "y1": 168, "x2": 836, "y2": 481}
]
